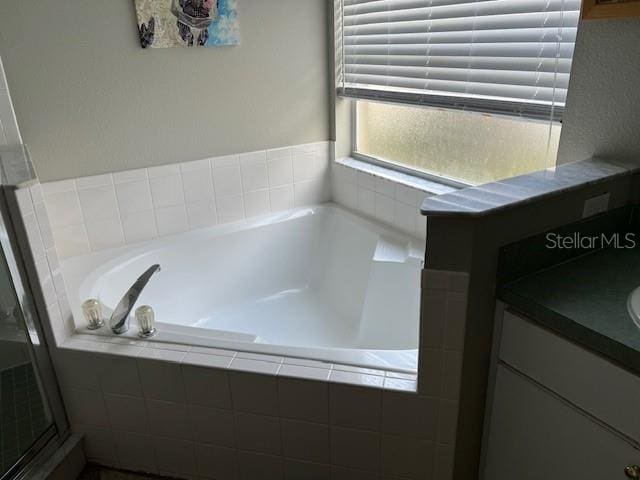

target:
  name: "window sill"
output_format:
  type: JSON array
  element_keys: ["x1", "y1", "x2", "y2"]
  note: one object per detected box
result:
[{"x1": 335, "y1": 157, "x2": 459, "y2": 196}]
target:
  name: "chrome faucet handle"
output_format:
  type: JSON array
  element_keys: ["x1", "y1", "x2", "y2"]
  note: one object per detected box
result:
[{"x1": 110, "y1": 264, "x2": 161, "y2": 334}]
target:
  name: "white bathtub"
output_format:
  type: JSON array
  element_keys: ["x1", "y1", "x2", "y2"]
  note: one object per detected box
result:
[{"x1": 63, "y1": 204, "x2": 423, "y2": 372}]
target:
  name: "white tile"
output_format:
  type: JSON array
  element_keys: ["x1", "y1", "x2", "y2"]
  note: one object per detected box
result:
[
  {"x1": 120, "y1": 209, "x2": 157, "y2": 244},
  {"x1": 86, "y1": 218, "x2": 125, "y2": 251},
  {"x1": 229, "y1": 357, "x2": 281, "y2": 375},
  {"x1": 113, "y1": 431, "x2": 157, "y2": 473},
  {"x1": 332, "y1": 364, "x2": 386, "y2": 376},
  {"x1": 357, "y1": 171, "x2": 375, "y2": 191},
  {"x1": 52, "y1": 224, "x2": 90, "y2": 258},
  {"x1": 147, "y1": 399, "x2": 192, "y2": 440},
  {"x1": 278, "y1": 364, "x2": 331, "y2": 381},
  {"x1": 46, "y1": 247, "x2": 61, "y2": 274},
  {"x1": 182, "y1": 170, "x2": 215, "y2": 203},
  {"x1": 384, "y1": 377, "x2": 418, "y2": 392},
  {"x1": 434, "y1": 443, "x2": 455, "y2": 480},
  {"x1": 313, "y1": 150, "x2": 330, "y2": 178},
  {"x1": 150, "y1": 175, "x2": 185, "y2": 207},
  {"x1": 415, "y1": 211, "x2": 427, "y2": 239},
  {"x1": 115, "y1": 180, "x2": 153, "y2": 213},
  {"x1": 445, "y1": 292, "x2": 467, "y2": 350},
  {"x1": 421, "y1": 289, "x2": 447, "y2": 348},
  {"x1": 15, "y1": 187, "x2": 33, "y2": 215},
  {"x1": 356, "y1": 187, "x2": 375, "y2": 217},
  {"x1": 113, "y1": 168, "x2": 148, "y2": 184},
  {"x1": 77, "y1": 186, "x2": 119, "y2": 222},
  {"x1": 97, "y1": 356, "x2": 143, "y2": 396},
  {"x1": 182, "y1": 364, "x2": 232, "y2": 409},
  {"x1": 330, "y1": 427, "x2": 380, "y2": 471},
  {"x1": 104, "y1": 393, "x2": 149, "y2": 433},
  {"x1": 374, "y1": 192, "x2": 394, "y2": 225},
  {"x1": 71, "y1": 425, "x2": 117, "y2": 464},
  {"x1": 216, "y1": 195, "x2": 244, "y2": 224},
  {"x1": 382, "y1": 392, "x2": 438, "y2": 439},
  {"x1": 374, "y1": 177, "x2": 396, "y2": 198},
  {"x1": 190, "y1": 346, "x2": 237, "y2": 357},
  {"x1": 42, "y1": 179, "x2": 76, "y2": 195},
  {"x1": 189, "y1": 406, "x2": 236, "y2": 447},
  {"x1": 153, "y1": 437, "x2": 197, "y2": 477},
  {"x1": 269, "y1": 185, "x2": 294, "y2": 212},
  {"x1": 148, "y1": 163, "x2": 181, "y2": 178},
  {"x1": 442, "y1": 350, "x2": 463, "y2": 400},
  {"x1": 236, "y1": 412, "x2": 281, "y2": 455},
  {"x1": 244, "y1": 189, "x2": 270, "y2": 218},
  {"x1": 180, "y1": 158, "x2": 210, "y2": 172},
  {"x1": 381, "y1": 434, "x2": 435, "y2": 479},
  {"x1": 138, "y1": 347, "x2": 188, "y2": 363},
  {"x1": 294, "y1": 179, "x2": 328, "y2": 207},
  {"x1": 211, "y1": 154, "x2": 239, "y2": 169},
  {"x1": 278, "y1": 377, "x2": 328, "y2": 423},
  {"x1": 267, "y1": 157, "x2": 294, "y2": 187},
  {"x1": 182, "y1": 352, "x2": 232, "y2": 369},
  {"x1": 267, "y1": 146, "x2": 291, "y2": 160},
  {"x1": 62, "y1": 387, "x2": 109, "y2": 427},
  {"x1": 236, "y1": 352, "x2": 284, "y2": 363},
  {"x1": 213, "y1": 164, "x2": 243, "y2": 198},
  {"x1": 393, "y1": 201, "x2": 417, "y2": 236},
  {"x1": 23, "y1": 212, "x2": 45, "y2": 262},
  {"x1": 329, "y1": 383, "x2": 381, "y2": 430},
  {"x1": 195, "y1": 444, "x2": 238, "y2": 480},
  {"x1": 418, "y1": 348, "x2": 444, "y2": 398},
  {"x1": 396, "y1": 184, "x2": 426, "y2": 207},
  {"x1": 237, "y1": 451, "x2": 283, "y2": 480},
  {"x1": 292, "y1": 153, "x2": 316, "y2": 182},
  {"x1": 30, "y1": 183, "x2": 44, "y2": 204},
  {"x1": 281, "y1": 419, "x2": 330, "y2": 463},
  {"x1": 137, "y1": 357, "x2": 186, "y2": 403},
  {"x1": 34, "y1": 203, "x2": 55, "y2": 250},
  {"x1": 437, "y1": 400, "x2": 458, "y2": 445},
  {"x1": 76, "y1": 174, "x2": 113, "y2": 189},
  {"x1": 155, "y1": 205, "x2": 188, "y2": 236},
  {"x1": 240, "y1": 155, "x2": 269, "y2": 192},
  {"x1": 291, "y1": 143, "x2": 316, "y2": 155},
  {"x1": 284, "y1": 460, "x2": 330, "y2": 480},
  {"x1": 332, "y1": 181, "x2": 357, "y2": 212},
  {"x1": 229, "y1": 372, "x2": 278, "y2": 415},
  {"x1": 329, "y1": 370, "x2": 384, "y2": 388},
  {"x1": 45, "y1": 191, "x2": 83, "y2": 227},
  {"x1": 186, "y1": 200, "x2": 217, "y2": 229}
]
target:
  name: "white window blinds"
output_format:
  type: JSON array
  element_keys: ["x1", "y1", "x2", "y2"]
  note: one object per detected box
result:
[{"x1": 335, "y1": 0, "x2": 581, "y2": 120}]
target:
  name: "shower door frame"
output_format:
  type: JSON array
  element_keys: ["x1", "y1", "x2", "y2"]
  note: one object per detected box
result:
[{"x1": 0, "y1": 190, "x2": 70, "y2": 480}]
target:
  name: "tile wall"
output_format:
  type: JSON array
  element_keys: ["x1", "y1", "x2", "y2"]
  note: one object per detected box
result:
[
  {"x1": 42, "y1": 143, "x2": 331, "y2": 259},
  {"x1": 52, "y1": 312, "x2": 467, "y2": 480},
  {"x1": 332, "y1": 159, "x2": 447, "y2": 240}
]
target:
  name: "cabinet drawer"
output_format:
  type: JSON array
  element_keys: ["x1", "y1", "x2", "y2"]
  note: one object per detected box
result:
[
  {"x1": 500, "y1": 309, "x2": 640, "y2": 442},
  {"x1": 485, "y1": 365, "x2": 640, "y2": 480}
]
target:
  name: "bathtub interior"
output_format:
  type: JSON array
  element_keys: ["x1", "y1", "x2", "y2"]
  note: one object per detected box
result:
[{"x1": 79, "y1": 207, "x2": 422, "y2": 355}]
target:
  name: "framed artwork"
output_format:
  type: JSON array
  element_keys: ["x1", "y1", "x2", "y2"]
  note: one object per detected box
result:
[
  {"x1": 134, "y1": 0, "x2": 240, "y2": 48},
  {"x1": 582, "y1": 0, "x2": 640, "y2": 19}
]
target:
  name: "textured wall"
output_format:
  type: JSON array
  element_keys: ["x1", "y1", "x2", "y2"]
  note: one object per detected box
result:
[
  {"x1": 558, "y1": 19, "x2": 640, "y2": 164},
  {"x1": 0, "y1": 0, "x2": 330, "y2": 181}
]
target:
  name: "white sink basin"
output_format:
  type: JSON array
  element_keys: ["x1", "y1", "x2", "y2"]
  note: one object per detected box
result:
[{"x1": 628, "y1": 287, "x2": 640, "y2": 329}]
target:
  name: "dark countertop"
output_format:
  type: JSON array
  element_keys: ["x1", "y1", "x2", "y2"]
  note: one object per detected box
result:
[{"x1": 500, "y1": 245, "x2": 640, "y2": 375}]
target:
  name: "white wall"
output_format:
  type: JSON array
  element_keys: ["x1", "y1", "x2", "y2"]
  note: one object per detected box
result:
[
  {"x1": 0, "y1": 0, "x2": 330, "y2": 182},
  {"x1": 556, "y1": 19, "x2": 640, "y2": 164}
]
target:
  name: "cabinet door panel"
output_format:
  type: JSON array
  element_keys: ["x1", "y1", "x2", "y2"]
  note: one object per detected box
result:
[{"x1": 485, "y1": 365, "x2": 640, "y2": 480}]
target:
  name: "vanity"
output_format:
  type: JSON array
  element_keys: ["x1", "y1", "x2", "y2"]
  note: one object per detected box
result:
[{"x1": 482, "y1": 206, "x2": 640, "y2": 479}]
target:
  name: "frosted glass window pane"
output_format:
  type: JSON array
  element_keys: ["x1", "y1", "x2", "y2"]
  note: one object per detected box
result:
[{"x1": 356, "y1": 101, "x2": 560, "y2": 185}]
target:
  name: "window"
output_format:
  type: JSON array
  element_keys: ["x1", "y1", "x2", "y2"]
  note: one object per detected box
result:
[{"x1": 336, "y1": 0, "x2": 581, "y2": 184}]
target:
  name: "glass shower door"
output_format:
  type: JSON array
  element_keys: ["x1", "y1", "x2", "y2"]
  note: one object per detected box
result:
[{"x1": 0, "y1": 243, "x2": 56, "y2": 479}]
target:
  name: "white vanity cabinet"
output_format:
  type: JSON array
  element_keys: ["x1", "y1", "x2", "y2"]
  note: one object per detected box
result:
[{"x1": 483, "y1": 309, "x2": 640, "y2": 480}]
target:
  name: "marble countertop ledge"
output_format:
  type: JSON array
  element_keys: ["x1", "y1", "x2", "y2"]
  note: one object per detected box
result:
[{"x1": 421, "y1": 157, "x2": 640, "y2": 217}]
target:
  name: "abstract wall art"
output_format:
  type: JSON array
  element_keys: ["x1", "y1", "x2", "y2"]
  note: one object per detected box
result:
[{"x1": 134, "y1": 0, "x2": 240, "y2": 48}]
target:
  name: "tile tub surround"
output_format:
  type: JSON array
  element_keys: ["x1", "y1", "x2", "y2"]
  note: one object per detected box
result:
[
  {"x1": 42, "y1": 142, "x2": 331, "y2": 259},
  {"x1": 331, "y1": 157, "x2": 453, "y2": 240},
  {"x1": 2, "y1": 180, "x2": 75, "y2": 345},
  {"x1": 52, "y1": 294, "x2": 468, "y2": 480}
]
